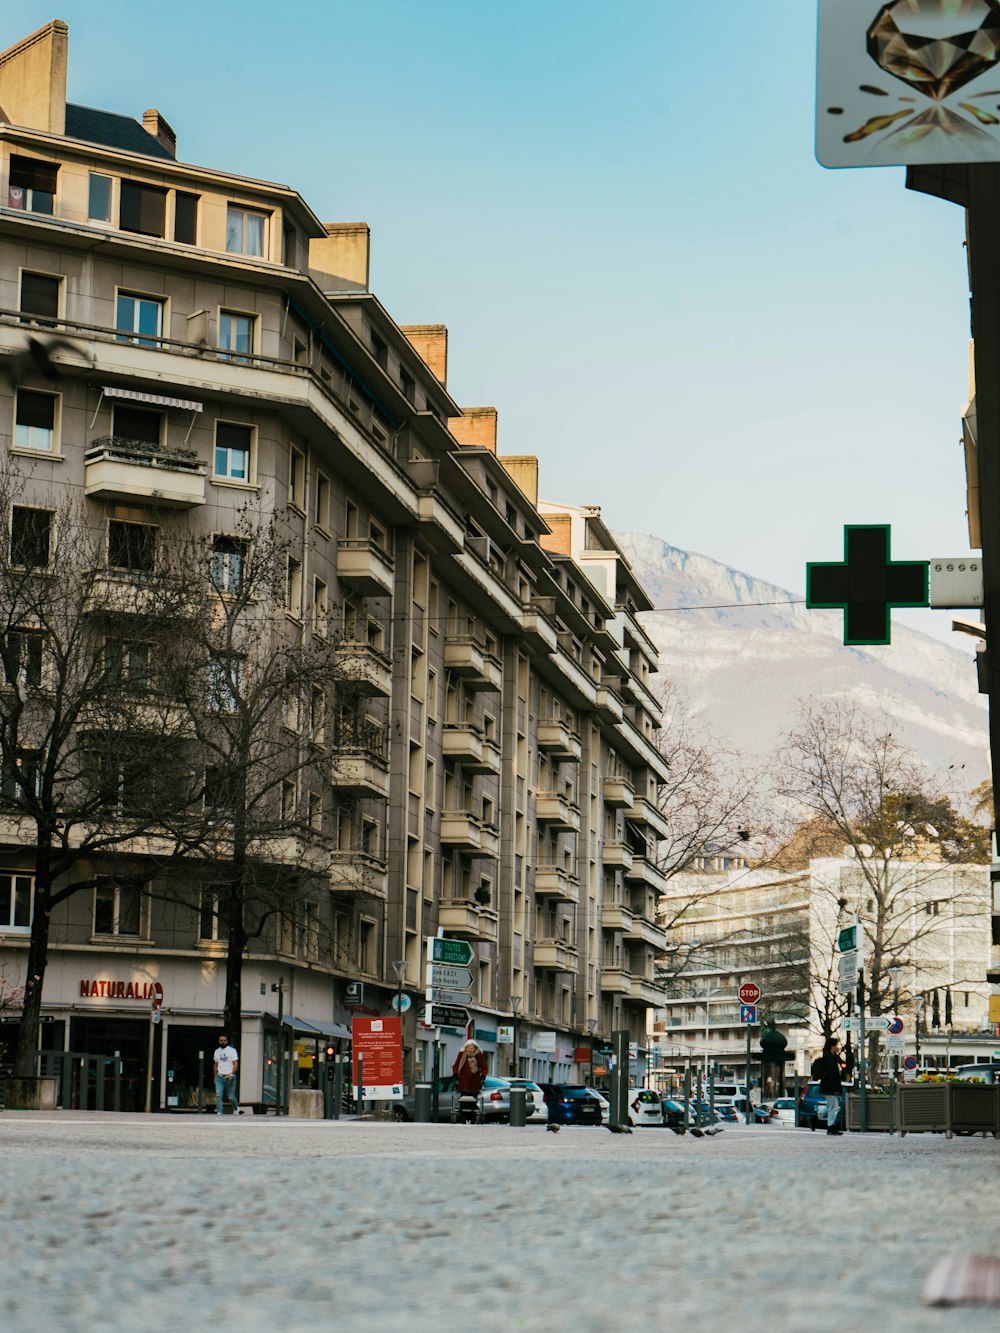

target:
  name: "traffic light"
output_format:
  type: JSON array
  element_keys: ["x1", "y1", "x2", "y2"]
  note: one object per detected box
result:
[{"x1": 325, "y1": 1044, "x2": 336, "y2": 1059}]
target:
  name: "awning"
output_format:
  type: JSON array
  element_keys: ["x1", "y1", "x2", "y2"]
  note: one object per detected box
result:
[
  {"x1": 277, "y1": 1015, "x2": 351, "y2": 1041},
  {"x1": 103, "y1": 385, "x2": 204, "y2": 412}
]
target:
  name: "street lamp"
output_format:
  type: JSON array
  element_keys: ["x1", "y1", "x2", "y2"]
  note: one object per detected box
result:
[
  {"x1": 586, "y1": 1017, "x2": 598, "y2": 1085},
  {"x1": 913, "y1": 994, "x2": 925, "y2": 1070},
  {"x1": 391, "y1": 960, "x2": 406, "y2": 1085},
  {"x1": 699, "y1": 985, "x2": 730, "y2": 1080},
  {"x1": 510, "y1": 995, "x2": 522, "y2": 1078}
]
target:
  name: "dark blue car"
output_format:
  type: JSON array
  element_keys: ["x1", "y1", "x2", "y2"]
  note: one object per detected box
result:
[
  {"x1": 798, "y1": 1080, "x2": 850, "y2": 1129},
  {"x1": 540, "y1": 1083, "x2": 604, "y2": 1125}
]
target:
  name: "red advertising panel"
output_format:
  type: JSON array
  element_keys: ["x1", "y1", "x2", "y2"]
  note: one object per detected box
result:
[{"x1": 351, "y1": 1016, "x2": 403, "y2": 1099}]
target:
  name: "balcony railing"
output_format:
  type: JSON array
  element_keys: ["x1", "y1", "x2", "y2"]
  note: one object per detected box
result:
[
  {"x1": 532, "y1": 939, "x2": 579, "y2": 972},
  {"x1": 334, "y1": 640, "x2": 392, "y2": 697},
  {"x1": 336, "y1": 538, "x2": 394, "y2": 596},
  {"x1": 533, "y1": 864, "x2": 579, "y2": 902},
  {"x1": 536, "y1": 718, "x2": 582, "y2": 762},
  {"x1": 84, "y1": 437, "x2": 207, "y2": 509},
  {"x1": 534, "y1": 791, "x2": 581, "y2": 831},
  {"x1": 443, "y1": 635, "x2": 503, "y2": 691}
]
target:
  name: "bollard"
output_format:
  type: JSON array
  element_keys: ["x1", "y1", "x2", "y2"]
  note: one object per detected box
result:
[
  {"x1": 509, "y1": 1086, "x2": 527, "y2": 1127},
  {"x1": 415, "y1": 1083, "x2": 433, "y2": 1123}
]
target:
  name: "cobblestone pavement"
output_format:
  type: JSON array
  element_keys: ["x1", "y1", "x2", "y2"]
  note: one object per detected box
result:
[{"x1": 1, "y1": 1113, "x2": 998, "y2": 1332}]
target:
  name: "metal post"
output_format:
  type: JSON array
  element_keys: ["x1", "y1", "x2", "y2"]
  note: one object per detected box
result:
[
  {"x1": 509, "y1": 1085, "x2": 527, "y2": 1127},
  {"x1": 745, "y1": 1023, "x2": 753, "y2": 1127},
  {"x1": 333, "y1": 1053, "x2": 343, "y2": 1120},
  {"x1": 431, "y1": 1033, "x2": 440, "y2": 1122},
  {"x1": 683, "y1": 1062, "x2": 691, "y2": 1132},
  {"x1": 859, "y1": 971, "x2": 868, "y2": 1133},
  {"x1": 357, "y1": 1052, "x2": 364, "y2": 1116},
  {"x1": 197, "y1": 1050, "x2": 204, "y2": 1114},
  {"x1": 611, "y1": 1029, "x2": 629, "y2": 1128},
  {"x1": 709, "y1": 1065, "x2": 715, "y2": 1124},
  {"x1": 272, "y1": 977, "x2": 285, "y2": 1114},
  {"x1": 114, "y1": 1050, "x2": 122, "y2": 1114},
  {"x1": 144, "y1": 1006, "x2": 156, "y2": 1114},
  {"x1": 793, "y1": 1072, "x2": 800, "y2": 1128},
  {"x1": 695, "y1": 1067, "x2": 703, "y2": 1129}
]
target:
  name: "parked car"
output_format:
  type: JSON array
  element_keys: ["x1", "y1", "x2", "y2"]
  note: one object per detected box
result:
[
  {"x1": 585, "y1": 1087, "x2": 611, "y2": 1123},
  {"x1": 660, "y1": 1097, "x2": 687, "y2": 1129},
  {"x1": 951, "y1": 1062, "x2": 1000, "y2": 1084},
  {"x1": 798, "y1": 1080, "x2": 853, "y2": 1129},
  {"x1": 540, "y1": 1083, "x2": 604, "y2": 1125},
  {"x1": 763, "y1": 1097, "x2": 798, "y2": 1126},
  {"x1": 503, "y1": 1077, "x2": 548, "y2": 1122},
  {"x1": 392, "y1": 1074, "x2": 512, "y2": 1122},
  {"x1": 627, "y1": 1087, "x2": 663, "y2": 1127}
]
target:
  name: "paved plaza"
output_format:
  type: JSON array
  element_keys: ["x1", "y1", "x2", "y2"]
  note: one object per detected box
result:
[{"x1": 0, "y1": 1113, "x2": 998, "y2": 1331}]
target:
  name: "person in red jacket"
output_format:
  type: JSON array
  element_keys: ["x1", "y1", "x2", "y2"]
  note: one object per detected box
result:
[{"x1": 453, "y1": 1040, "x2": 487, "y2": 1120}]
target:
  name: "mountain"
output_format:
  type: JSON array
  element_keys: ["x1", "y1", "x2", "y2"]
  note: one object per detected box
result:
[{"x1": 613, "y1": 531, "x2": 990, "y2": 787}]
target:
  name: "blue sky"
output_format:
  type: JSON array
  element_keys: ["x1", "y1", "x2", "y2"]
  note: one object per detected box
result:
[{"x1": 5, "y1": 2, "x2": 975, "y2": 639}]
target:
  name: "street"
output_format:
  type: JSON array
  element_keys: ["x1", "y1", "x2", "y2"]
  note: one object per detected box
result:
[{"x1": 0, "y1": 1114, "x2": 997, "y2": 1331}]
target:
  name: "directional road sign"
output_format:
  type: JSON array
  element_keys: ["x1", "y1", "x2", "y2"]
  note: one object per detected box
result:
[
  {"x1": 425, "y1": 964, "x2": 473, "y2": 990},
  {"x1": 740, "y1": 1004, "x2": 758, "y2": 1024},
  {"x1": 837, "y1": 925, "x2": 857, "y2": 953},
  {"x1": 841, "y1": 1015, "x2": 894, "y2": 1032},
  {"x1": 425, "y1": 988, "x2": 474, "y2": 1005},
  {"x1": 738, "y1": 982, "x2": 761, "y2": 1006},
  {"x1": 429, "y1": 938, "x2": 475, "y2": 965},
  {"x1": 424, "y1": 1004, "x2": 470, "y2": 1029}
]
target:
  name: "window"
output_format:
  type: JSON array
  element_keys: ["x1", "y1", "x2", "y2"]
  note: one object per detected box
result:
[
  {"x1": 308, "y1": 791, "x2": 322, "y2": 832},
  {"x1": 1, "y1": 750, "x2": 41, "y2": 804},
  {"x1": 9, "y1": 508, "x2": 51, "y2": 567},
  {"x1": 119, "y1": 180, "x2": 166, "y2": 237},
  {"x1": 283, "y1": 683, "x2": 300, "y2": 732},
  {"x1": 6, "y1": 630, "x2": 44, "y2": 690},
  {"x1": 313, "y1": 579, "x2": 328, "y2": 637},
  {"x1": 174, "y1": 191, "x2": 199, "y2": 244},
  {"x1": 361, "y1": 817, "x2": 379, "y2": 856},
  {"x1": 280, "y1": 781, "x2": 296, "y2": 824},
  {"x1": 14, "y1": 390, "x2": 57, "y2": 452},
  {"x1": 211, "y1": 535, "x2": 248, "y2": 595},
  {"x1": 94, "y1": 878, "x2": 144, "y2": 937},
  {"x1": 226, "y1": 205, "x2": 266, "y2": 256},
  {"x1": 214, "y1": 422, "x2": 253, "y2": 482},
  {"x1": 219, "y1": 310, "x2": 254, "y2": 362},
  {"x1": 112, "y1": 404, "x2": 162, "y2": 446},
  {"x1": 108, "y1": 521, "x2": 156, "y2": 574},
  {"x1": 314, "y1": 472, "x2": 331, "y2": 531},
  {"x1": 208, "y1": 656, "x2": 239, "y2": 713},
  {"x1": 19, "y1": 272, "x2": 60, "y2": 326},
  {"x1": 115, "y1": 292, "x2": 164, "y2": 347},
  {"x1": 289, "y1": 448, "x2": 305, "y2": 508},
  {"x1": 371, "y1": 332, "x2": 388, "y2": 369},
  {"x1": 199, "y1": 887, "x2": 230, "y2": 942},
  {"x1": 88, "y1": 172, "x2": 112, "y2": 222},
  {"x1": 358, "y1": 918, "x2": 375, "y2": 973},
  {"x1": 98, "y1": 756, "x2": 154, "y2": 817},
  {"x1": 286, "y1": 557, "x2": 302, "y2": 618},
  {"x1": 0, "y1": 873, "x2": 33, "y2": 931},
  {"x1": 303, "y1": 902, "x2": 319, "y2": 960},
  {"x1": 204, "y1": 766, "x2": 235, "y2": 821},
  {"x1": 309, "y1": 687, "x2": 326, "y2": 744},
  {"x1": 103, "y1": 639, "x2": 150, "y2": 693},
  {"x1": 8, "y1": 155, "x2": 56, "y2": 214},
  {"x1": 399, "y1": 366, "x2": 415, "y2": 403}
]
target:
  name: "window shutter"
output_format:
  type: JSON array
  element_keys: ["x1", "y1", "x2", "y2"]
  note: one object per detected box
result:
[
  {"x1": 16, "y1": 391, "x2": 56, "y2": 429},
  {"x1": 20, "y1": 273, "x2": 60, "y2": 319},
  {"x1": 9, "y1": 155, "x2": 58, "y2": 193},
  {"x1": 174, "y1": 191, "x2": 198, "y2": 244}
]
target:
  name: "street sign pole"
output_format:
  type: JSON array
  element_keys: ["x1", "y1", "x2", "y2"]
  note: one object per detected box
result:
[{"x1": 858, "y1": 970, "x2": 867, "y2": 1134}]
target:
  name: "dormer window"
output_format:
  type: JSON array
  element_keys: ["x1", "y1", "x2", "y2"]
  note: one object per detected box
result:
[
  {"x1": 120, "y1": 180, "x2": 167, "y2": 238},
  {"x1": 226, "y1": 205, "x2": 266, "y2": 257}
]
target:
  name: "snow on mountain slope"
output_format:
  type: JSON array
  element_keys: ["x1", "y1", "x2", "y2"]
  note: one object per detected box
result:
[{"x1": 613, "y1": 532, "x2": 989, "y2": 785}]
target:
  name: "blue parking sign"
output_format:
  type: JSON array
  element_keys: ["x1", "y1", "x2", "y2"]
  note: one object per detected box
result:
[{"x1": 740, "y1": 1004, "x2": 757, "y2": 1024}]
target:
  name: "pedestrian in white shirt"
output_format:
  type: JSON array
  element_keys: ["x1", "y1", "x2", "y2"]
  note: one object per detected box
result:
[{"x1": 213, "y1": 1033, "x2": 241, "y2": 1115}]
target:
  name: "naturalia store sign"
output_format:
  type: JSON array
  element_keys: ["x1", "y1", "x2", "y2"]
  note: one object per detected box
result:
[{"x1": 80, "y1": 979, "x2": 163, "y2": 1003}]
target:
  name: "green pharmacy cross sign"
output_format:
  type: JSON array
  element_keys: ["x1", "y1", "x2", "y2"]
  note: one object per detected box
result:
[{"x1": 806, "y1": 525, "x2": 928, "y2": 646}]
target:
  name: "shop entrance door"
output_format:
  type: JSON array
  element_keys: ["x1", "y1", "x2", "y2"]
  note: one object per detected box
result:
[{"x1": 69, "y1": 1016, "x2": 157, "y2": 1111}]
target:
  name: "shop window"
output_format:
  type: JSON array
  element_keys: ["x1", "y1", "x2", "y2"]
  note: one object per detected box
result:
[
  {"x1": 0, "y1": 872, "x2": 33, "y2": 931},
  {"x1": 14, "y1": 390, "x2": 57, "y2": 452},
  {"x1": 10, "y1": 507, "x2": 52, "y2": 569},
  {"x1": 19, "y1": 271, "x2": 60, "y2": 326},
  {"x1": 93, "y1": 877, "x2": 145, "y2": 937},
  {"x1": 8, "y1": 155, "x2": 56, "y2": 213},
  {"x1": 119, "y1": 180, "x2": 167, "y2": 237}
]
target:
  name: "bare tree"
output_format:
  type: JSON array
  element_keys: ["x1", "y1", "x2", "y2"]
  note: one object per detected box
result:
[
  {"x1": 0, "y1": 472, "x2": 197, "y2": 1082},
  {"x1": 775, "y1": 700, "x2": 989, "y2": 1070}
]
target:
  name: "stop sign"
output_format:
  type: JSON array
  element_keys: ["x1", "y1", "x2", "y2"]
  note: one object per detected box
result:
[{"x1": 738, "y1": 981, "x2": 761, "y2": 1005}]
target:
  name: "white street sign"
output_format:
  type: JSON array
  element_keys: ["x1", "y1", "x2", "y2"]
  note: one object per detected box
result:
[
  {"x1": 425, "y1": 964, "x2": 473, "y2": 990},
  {"x1": 817, "y1": 0, "x2": 1000, "y2": 168},
  {"x1": 534, "y1": 1030, "x2": 557, "y2": 1052},
  {"x1": 842, "y1": 1015, "x2": 893, "y2": 1032},
  {"x1": 838, "y1": 951, "x2": 859, "y2": 977},
  {"x1": 497, "y1": 1025, "x2": 514, "y2": 1045},
  {"x1": 886, "y1": 1035, "x2": 906, "y2": 1054},
  {"x1": 837, "y1": 972, "x2": 858, "y2": 996}
]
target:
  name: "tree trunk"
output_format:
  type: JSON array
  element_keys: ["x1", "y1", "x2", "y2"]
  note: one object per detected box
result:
[{"x1": 12, "y1": 838, "x2": 54, "y2": 1080}]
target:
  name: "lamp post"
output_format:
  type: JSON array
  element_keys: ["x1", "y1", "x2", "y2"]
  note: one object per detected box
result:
[
  {"x1": 586, "y1": 1017, "x2": 598, "y2": 1085},
  {"x1": 914, "y1": 994, "x2": 925, "y2": 1071},
  {"x1": 391, "y1": 959, "x2": 406, "y2": 1086},
  {"x1": 510, "y1": 995, "x2": 522, "y2": 1079},
  {"x1": 699, "y1": 985, "x2": 729, "y2": 1080},
  {"x1": 887, "y1": 962, "x2": 903, "y2": 1082}
]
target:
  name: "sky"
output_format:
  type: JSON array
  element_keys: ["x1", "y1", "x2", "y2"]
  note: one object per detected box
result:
[{"x1": 4, "y1": 1, "x2": 977, "y2": 642}]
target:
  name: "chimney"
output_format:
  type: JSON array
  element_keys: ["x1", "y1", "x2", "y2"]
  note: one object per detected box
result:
[
  {"x1": 401, "y1": 325, "x2": 447, "y2": 386},
  {"x1": 0, "y1": 20, "x2": 68, "y2": 134},
  {"x1": 450, "y1": 407, "x2": 497, "y2": 453},
  {"x1": 540, "y1": 513, "x2": 573, "y2": 556},
  {"x1": 142, "y1": 108, "x2": 176, "y2": 158},
  {"x1": 499, "y1": 456, "x2": 539, "y2": 506},
  {"x1": 309, "y1": 223, "x2": 370, "y2": 293}
]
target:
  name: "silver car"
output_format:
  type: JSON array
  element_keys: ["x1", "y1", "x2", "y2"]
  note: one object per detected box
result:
[{"x1": 392, "y1": 1074, "x2": 512, "y2": 1122}]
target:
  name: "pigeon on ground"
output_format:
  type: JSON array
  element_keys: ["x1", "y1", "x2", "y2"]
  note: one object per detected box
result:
[
  {"x1": 546, "y1": 1122, "x2": 560, "y2": 1133},
  {"x1": 607, "y1": 1123, "x2": 632, "y2": 1134},
  {"x1": 689, "y1": 1126, "x2": 705, "y2": 1138}
]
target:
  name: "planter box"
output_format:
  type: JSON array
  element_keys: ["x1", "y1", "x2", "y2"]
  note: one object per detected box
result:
[
  {"x1": 845, "y1": 1093, "x2": 893, "y2": 1132},
  {"x1": 897, "y1": 1081, "x2": 1000, "y2": 1138}
]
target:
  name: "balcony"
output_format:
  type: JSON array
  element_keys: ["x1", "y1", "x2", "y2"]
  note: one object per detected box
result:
[
  {"x1": 603, "y1": 775, "x2": 635, "y2": 809},
  {"x1": 602, "y1": 841, "x2": 634, "y2": 873},
  {"x1": 624, "y1": 917, "x2": 667, "y2": 950},
  {"x1": 533, "y1": 865, "x2": 579, "y2": 903},
  {"x1": 329, "y1": 851, "x2": 388, "y2": 899},
  {"x1": 624, "y1": 856, "x2": 668, "y2": 893},
  {"x1": 438, "y1": 899, "x2": 499, "y2": 940},
  {"x1": 443, "y1": 636, "x2": 503, "y2": 691},
  {"x1": 84, "y1": 574, "x2": 199, "y2": 619},
  {"x1": 336, "y1": 538, "x2": 394, "y2": 596},
  {"x1": 534, "y1": 791, "x2": 581, "y2": 831},
  {"x1": 331, "y1": 722, "x2": 389, "y2": 799},
  {"x1": 599, "y1": 966, "x2": 632, "y2": 995},
  {"x1": 442, "y1": 723, "x2": 501, "y2": 774},
  {"x1": 601, "y1": 902, "x2": 634, "y2": 933},
  {"x1": 624, "y1": 796, "x2": 670, "y2": 842},
  {"x1": 533, "y1": 939, "x2": 579, "y2": 972},
  {"x1": 440, "y1": 811, "x2": 500, "y2": 858},
  {"x1": 594, "y1": 683, "x2": 624, "y2": 725},
  {"x1": 536, "y1": 718, "x2": 582, "y2": 762},
  {"x1": 627, "y1": 976, "x2": 666, "y2": 1007},
  {"x1": 520, "y1": 602, "x2": 558, "y2": 654},
  {"x1": 84, "y1": 438, "x2": 207, "y2": 509},
  {"x1": 335, "y1": 640, "x2": 392, "y2": 697}
]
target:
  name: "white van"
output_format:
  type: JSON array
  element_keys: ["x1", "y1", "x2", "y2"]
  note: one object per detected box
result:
[
  {"x1": 711, "y1": 1082, "x2": 748, "y2": 1103},
  {"x1": 627, "y1": 1087, "x2": 663, "y2": 1127}
]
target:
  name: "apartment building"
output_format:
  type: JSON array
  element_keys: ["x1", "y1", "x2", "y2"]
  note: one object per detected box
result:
[
  {"x1": 652, "y1": 857, "x2": 992, "y2": 1083},
  {"x1": 0, "y1": 20, "x2": 668, "y2": 1107}
]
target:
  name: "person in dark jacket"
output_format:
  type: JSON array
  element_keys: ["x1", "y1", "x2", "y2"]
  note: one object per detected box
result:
[{"x1": 816, "y1": 1037, "x2": 844, "y2": 1135}]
